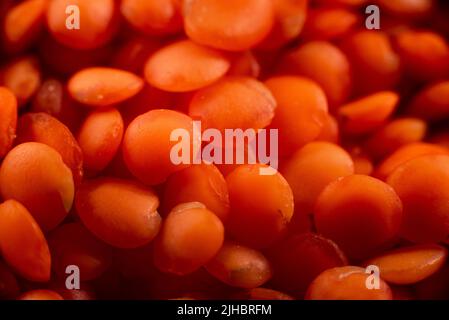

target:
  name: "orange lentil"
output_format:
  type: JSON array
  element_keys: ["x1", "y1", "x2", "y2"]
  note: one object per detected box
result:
[
  {"x1": 277, "y1": 41, "x2": 352, "y2": 110},
  {"x1": 16, "y1": 112, "x2": 84, "y2": 186},
  {"x1": 144, "y1": 40, "x2": 231, "y2": 92},
  {"x1": 0, "y1": 87, "x2": 17, "y2": 158},
  {"x1": 2, "y1": 0, "x2": 48, "y2": 53},
  {"x1": 387, "y1": 155, "x2": 449, "y2": 243},
  {"x1": 306, "y1": 266, "x2": 393, "y2": 300},
  {"x1": 163, "y1": 163, "x2": 230, "y2": 222},
  {"x1": 281, "y1": 142, "x2": 354, "y2": 216},
  {"x1": 77, "y1": 108, "x2": 124, "y2": 174},
  {"x1": 407, "y1": 81, "x2": 449, "y2": 122},
  {"x1": 258, "y1": 0, "x2": 308, "y2": 50},
  {"x1": 265, "y1": 76, "x2": 328, "y2": 155},
  {"x1": 48, "y1": 222, "x2": 112, "y2": 281},
  {"x1": 364, "y1": 244, "x2": 447, "y2": 285},
  {"x1": 374, "y1": 142, "x2": 449, "y2": 180},
  {"x1": 184, "y1": 0, "x2": 274, "y2": 51},
  {"x1": 123, "y1": 109, "x2": 196, "y2": 185},
  {"x1": 396, "y1": 30, "x2": 449, "y2": 82},
  {"x1": 189, "y1": 77, "x2": 276, "y2": 132},
  {"x1": 315, "y1": 175, "x2": 403, "y2": 259},
  {"x1": 120, "y1": 0, "x2": 182, "y2": 36},
  {"x1": 341, "y1": 31, "x2": 401, "y2": 95},
  {"x1": 0, "y1": 142, "x2": 74, "y2": 231},
  {"x1": 46, "y1": 0, "x2": 119, "y2": 50},
  {"x1": 268, "y1": 233, "x2": 348, "y2": 298},
  {"x1": 75, "y1": 178, "x2": 161, "y2": 249},
  {"x1": 226, "y1": 164, "x2": 294, "y2": 249},
  {"x1": 0, "y1": 200, "x2": 51, "y2": 282},
  {"x1": 302, "y1": 7, "x2": 359, "y2": 41},
  {"x1": 19, "y1": 290, "x2": 63, "y2": 300},
  {"x1": 364, "y1": 118, "x2": 427, "y2": 160},
  {"x1": 339, "y1": 91, "x2": 399, "y2": 135},
  {"x1": 154, "y1": 202, "x2": 224, "y2": 275},
  {"x1": 68, "y1": 67, "x2": 144, "y2": 107},
  {"x1": 0, "y1": 55, "x2": 41, "y2": 107},
  {"x1": 205, "y1": 241, "x2": 272, "y2": 289}
]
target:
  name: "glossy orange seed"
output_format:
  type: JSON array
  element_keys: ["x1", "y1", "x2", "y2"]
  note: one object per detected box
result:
[{"x1": 364, "y1": 244, "x2": 447, "y2": 285}]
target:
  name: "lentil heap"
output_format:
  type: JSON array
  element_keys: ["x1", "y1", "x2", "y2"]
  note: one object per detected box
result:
[{"x1": 0, "y1": 0, "x2": 449, "y2": 300}]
